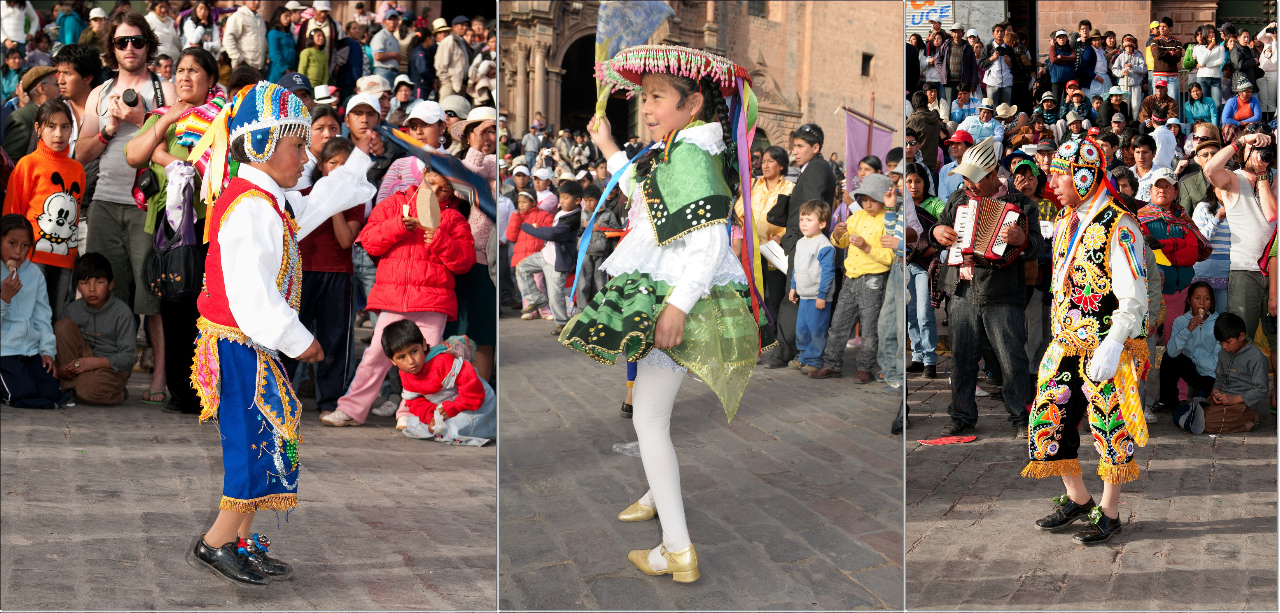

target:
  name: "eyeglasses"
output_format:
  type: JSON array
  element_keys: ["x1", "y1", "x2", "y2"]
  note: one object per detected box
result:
[
  {"x1": 1191, "y1": 135, "x2": 1211, "y2": 141},
  {"x1": 904, "y1": 140, "x2": 918, "y2": 147},
  {"x1": 112, "y1": 36, "x2": 147, "y2": 51},
  {"x1": 445, "y1": 110, "x2": 459, "y2": 118}
]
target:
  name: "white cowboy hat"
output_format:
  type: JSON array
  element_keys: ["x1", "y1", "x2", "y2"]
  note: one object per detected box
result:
[
  {"x1": 948, "y1": 137, "x2": 998, "y2": 182},
  {"x1": 448, "y1": 106, "x2": 497, "y2": 141}
]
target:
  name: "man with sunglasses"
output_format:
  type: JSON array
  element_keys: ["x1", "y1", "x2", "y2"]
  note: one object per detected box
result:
[{"x1": 75, "y1": 9, "x2": 177, "y2": 407}]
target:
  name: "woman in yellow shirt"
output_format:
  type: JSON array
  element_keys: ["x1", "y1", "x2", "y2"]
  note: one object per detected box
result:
[{"x1": 732, "y1": 145, "x2": 793, "y2": 321}]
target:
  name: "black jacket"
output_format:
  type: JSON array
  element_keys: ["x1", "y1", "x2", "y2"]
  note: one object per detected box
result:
[
  {"x1": 522, "y1": 208, "x2": 583, "y2": 272},
  {"x1": 768, "y1": 157, "x2": 837, "y2": 257},
  {"x1": 928, "y1": 188, "x2": 1043, "y2": 306}
]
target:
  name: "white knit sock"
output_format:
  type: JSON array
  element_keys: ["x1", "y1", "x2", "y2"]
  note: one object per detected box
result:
[
  {"x1": 637, "y1": 489, "x2": 654, "y2": 507},
  {"x1": 632, "y1": 362, "x2": 690, "y2": 571}
]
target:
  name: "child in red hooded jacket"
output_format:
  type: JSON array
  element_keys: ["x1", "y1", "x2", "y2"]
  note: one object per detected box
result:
[
  {"x1": 380, "y1": 319, "x2": 486, "y2": 431},
  {"x1": 322, "y1": 170, "x2": 476, "y2": 427}
]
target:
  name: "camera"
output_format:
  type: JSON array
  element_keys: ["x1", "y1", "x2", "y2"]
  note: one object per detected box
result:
[{"x1": 122, "y1": 89, "x2": 139, "y2": 107}]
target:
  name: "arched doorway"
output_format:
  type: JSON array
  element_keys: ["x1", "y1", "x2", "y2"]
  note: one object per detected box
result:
[{"x1": 560, "y1": 35, "x2": 630, "y2": 153}]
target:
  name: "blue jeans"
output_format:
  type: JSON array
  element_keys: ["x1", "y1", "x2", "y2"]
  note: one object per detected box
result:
[
  {"x1": 906, "y1": 262, "x2": 938, "y2": 365},
  {"x1": 989, "y1": 85, "x2": 1012, "y2": 107},
  {"x1": 946, "y1": 285, "x2": 1032, "y2": 426},
  {"x1": 1198, "y1": 77, "x2": 1222, "y2": 108},
  {"x1": 374, "y1": 67, "x2": 399, "y2": 84},
  {"x1": 876, "y1": 262, "x2": 905, "y2": 385},
  {"x1": 795, "y1": 298, "x2": 831, "y2": 367}
]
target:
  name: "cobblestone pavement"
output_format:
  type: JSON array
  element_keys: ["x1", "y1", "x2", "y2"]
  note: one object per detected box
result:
[
  {"x1": 905, "y1": 347, "x2": 1278, "y2": 611},
  {"x1": 1, "y1": 369, "x2": 496, "y2": 610},
  {"x1": 498, "y1": 310, "x2": 904, "y2": 610}
]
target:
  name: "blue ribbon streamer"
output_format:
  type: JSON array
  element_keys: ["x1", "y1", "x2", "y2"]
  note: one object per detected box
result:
[{"x1": 568, "y1": 142, "x2": 660, "y2": 303}]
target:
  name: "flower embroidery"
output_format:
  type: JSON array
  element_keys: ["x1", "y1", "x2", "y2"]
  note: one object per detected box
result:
[
  {"x1": 1071, "y1": 285, "x2": 1102, "y2": 311},
  {"x1": 1082, "y1": 224, "x2": 1106, "y2": 250}
]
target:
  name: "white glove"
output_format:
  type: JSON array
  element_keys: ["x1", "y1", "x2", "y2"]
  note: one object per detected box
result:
[
  {"x1": 163, "y1": 161, "x2": 196, "y2": 231},
  {"x1": 1087, "y1": 336, "x2": 1125, "y2": 382}
]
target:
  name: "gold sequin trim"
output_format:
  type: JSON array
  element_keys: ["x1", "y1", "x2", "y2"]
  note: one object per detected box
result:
[
  {"x1": 1020, "y1": 458, "x2": 1083, "y2": 479},
  {"x1": 219, "y1": 493, "x2": 298, "y2": 513}
]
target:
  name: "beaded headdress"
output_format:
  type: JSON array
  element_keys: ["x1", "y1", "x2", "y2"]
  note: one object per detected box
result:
[
  {"x1": 595, "y1": 44, "x2": 751, "y2": 99},
  {"x1": 1049, "y1": 137, "x2": 1105, "y2": 199},
  {"x1": 189, "y1": 81, "x2": 312, "y2": 208}
]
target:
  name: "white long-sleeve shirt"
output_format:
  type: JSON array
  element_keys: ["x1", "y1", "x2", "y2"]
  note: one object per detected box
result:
[
  {"x1": 1193, "y1": 44, "x2": 1225, "y2": 78},
  {"x1": 1053, "y1": 194, "x2": 1148, "y2": 344},
  {"x1": 1111, "y1": 50, "x2": 1146, "y2": 85},
  {"x1": 0, "y1": 1, "x2": 37, "y2": 45},
  {"x1": 146, "y1": 12, "x2": 182, "y2": 60},
  {"x1": 1151, "y1": 125, "x2": 1177, "y2": 171},
  {"x1": 183, "y1": 17, "x2": 221, "y2": 56},
  {"x1": 957, "y1": 115, "x2": 1005, "y2": 159},
  {"x1": 220, "y1": 150, "x2": 374, "y2": 357},
  {"x1": 601, "y1": 123, "x2": 745, "y2": 314}
]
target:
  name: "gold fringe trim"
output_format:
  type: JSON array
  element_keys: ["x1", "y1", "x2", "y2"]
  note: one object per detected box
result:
[
  {"x1": 1098, "y1": 461, "x2": 1141, "y2": 484},
  {"x1": 219, "y1": 493, "x2": 298, "y2": 513},
  {"x1": 1021, "y1": 459, "x2": 1083, "y2": 479}
]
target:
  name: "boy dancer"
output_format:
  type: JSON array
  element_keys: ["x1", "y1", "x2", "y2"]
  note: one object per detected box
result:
[
  {"x1": 186, "y1": 81, "x2": 376, "y2": 586},
  {"x1": 1023, "y1": 137, "x2": 1149, "y2": 545}
]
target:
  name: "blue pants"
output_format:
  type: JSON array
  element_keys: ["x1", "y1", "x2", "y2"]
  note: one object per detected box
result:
[
  {"x1": 906, "y1": 262, "x2": 938, "y2": 365},
  {"x1": 0, "y1": 355, "x2": 62, "y2": 409},
  {"x1": 795, "y1": 299, "x2": 831, "y2": 367}
]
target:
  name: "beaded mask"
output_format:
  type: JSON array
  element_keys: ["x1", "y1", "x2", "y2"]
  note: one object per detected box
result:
[{"x1": 1049, "y1": 137, "x2": 1104, "y2": 199}]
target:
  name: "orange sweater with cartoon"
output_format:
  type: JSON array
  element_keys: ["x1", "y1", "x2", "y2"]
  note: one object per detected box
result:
[{"x1": 2, "y1": 140, "x2": 86, "y2": 268}]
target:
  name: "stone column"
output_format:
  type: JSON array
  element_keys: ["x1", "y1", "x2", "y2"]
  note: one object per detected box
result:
[
  {"x1": 533, "y1": 42, "x2": 548, "y2": 122},
  {"x1": 514, "y1": 42, "x2": 529, "y2": 135}
]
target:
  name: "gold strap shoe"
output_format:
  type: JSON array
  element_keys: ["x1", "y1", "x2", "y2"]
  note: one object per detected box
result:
[
  {"x1": 617, "y1": 501, "x2": 656, "y2": 522},
  {"x1": 627, "y1": 543, "x2": 699, "y2": 583}
]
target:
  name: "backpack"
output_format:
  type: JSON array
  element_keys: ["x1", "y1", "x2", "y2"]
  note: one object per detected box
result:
[
  {"x1": 1202, "y1": 402, "x2": 1257, "y2": 434},
  {"x1": 142, "y1": 176, "x2": 203, "y2": 301}
]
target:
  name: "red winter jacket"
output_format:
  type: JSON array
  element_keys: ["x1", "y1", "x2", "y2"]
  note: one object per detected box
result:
[
  {"x1": 506, "y1": 207, "x2": 554, "y2": 267},
  {"x1": 359, "y1": 185, "x2": 476, "y2": 319},
  {"x1": 401, "y1": 352, "x2": 486, "y2": 424}
]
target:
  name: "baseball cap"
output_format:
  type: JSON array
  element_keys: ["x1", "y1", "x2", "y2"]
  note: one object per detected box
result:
[
  {"x1": 575, "y1": 170, "x2": 589, "y2": 181},
  {"x1": 439, "y1": 95, "x2": 472, "y2": 119},
  {"x1": 356, "y1": 75, "x2": 391, "y2": 95},
  {"x1": 284, "y1": 1, "x2": 303, "y2": 10},
  {"x1": 852, "y1": 173, "x2": 893, "y2": 203},
  {"x1": 277, "y1": 72, "x2": 313, "y2": 94},
  {"x1": 1150, "y1": 167, "x2": 1178, "y2": 188},
  {"x1": 402, "y1": 100, "x2": 445, "y2": 126},
  {"x1": 1065, "y1": 80, "x2": 1080, "y2": 90},
  {"x1": 511, "y1": 165, "x2": 530, "y2": 176},
  {"x1": 384, "y1": 9, "x2": 400, "y2": 19},
  {"x1": 1053, "y1": 29, "x2": 1068, "y2": 37},
  {"x1": 531, "y1": 168, "x2": 554, "y2": 181},
  {"x1": 1112, "y1": 113, "x2": 1126, "y2": 122},
  {"x1": 950, "y1": 24, "x2": 965, "y2": 32},
  {"x1": 1040, "y1": 92, "x2": 1056, "y2": 103},
  {"x1": 313, "y1": 0, "x2": 331, "y2": 11},
  {"x1": 944, "y1": 129, "x2": 974, "y2": 145},
  {"x1": 558, "y1": 172, "x2": 576, "y2": 183},
  {"x1": 1037, "y1": 140, "x2": 1057, "y2": 152},
  {"x1": 1149, "y1": 21, "x2": 1161, "y2": 30},
  {"x1": 966, "y1": 29, "x2": 979, "y2": 38},
  {"x1": 89, "y1": 7, "x2": 106, "y2": 19},
  {"x1": 393, "y1": 74, "x2": 415, "y2": 91},
  {"x1": 1155, "y1": 79, "x2": 1168, "y2": 88},
  {"x1": 345, "y1": 93, "x2": 381, "y2": 115},
  {"x1": 451, "y1": 15, "x2": 469, "y2": 26}
]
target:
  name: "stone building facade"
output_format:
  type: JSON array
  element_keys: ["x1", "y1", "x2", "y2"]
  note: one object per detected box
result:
[{"x1": 500, "y1": 1, "x2": 902, "y2": 158}]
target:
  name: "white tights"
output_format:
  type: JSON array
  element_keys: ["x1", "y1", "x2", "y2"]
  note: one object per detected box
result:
[{"x1": 631, "y1": 361, "x2": 689, "y2": 570}]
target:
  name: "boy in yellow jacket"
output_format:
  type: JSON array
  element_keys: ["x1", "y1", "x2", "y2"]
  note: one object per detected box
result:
[{"x1": 809, "y1": 173, "x2": 896, "y2": 383}]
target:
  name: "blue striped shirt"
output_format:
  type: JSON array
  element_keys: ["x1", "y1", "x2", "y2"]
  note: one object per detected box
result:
[{"x1": 1192, "y1": 202, "x2": 1231, "y2": 281}]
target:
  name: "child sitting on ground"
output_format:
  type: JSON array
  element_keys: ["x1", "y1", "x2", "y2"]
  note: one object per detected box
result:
[
  {"x1": 54, "y1": 253, "x2": 136, "y2": 405},
  {"x1": 507, "y1": 189, "x2": 554, "y2": 320},
  {"x1": 788, "y1": 199, "x2": 836, "y2": 374},
  {"x1": 576, "y1": 184, "x2": 621, "y2": 310},
  {"x1": 1158, "y1": 281, "x2": 1219, "y2": 410},
  {"x1": 1204, "y1": 312, "x2": 1270, "y2": 432},
  {"x1": 0, "y1": 214, "x2": 62, "y2": 409},
  {"x1": 381, "y1": 319, "x2": 495, "y2": 444}
]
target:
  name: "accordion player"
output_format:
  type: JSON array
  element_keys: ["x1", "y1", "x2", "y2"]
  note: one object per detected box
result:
[{"x1": 945, "y1": 194, "x2": 1028, "y2": 268}]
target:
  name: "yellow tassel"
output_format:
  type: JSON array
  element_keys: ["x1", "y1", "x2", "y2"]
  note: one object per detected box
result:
[
  {"x1": 1020, "y1": 459, "x2": 1082, "y2": 479},
  {"x1": 219, "y1": 493, "x2": 298, "y2": 513},
  {"x1": 625, "y1": 381, "x2": 634, "y2": 388},
  {"x1": 1098, "y1": 461, "x2": 1141, "y2": 484}
]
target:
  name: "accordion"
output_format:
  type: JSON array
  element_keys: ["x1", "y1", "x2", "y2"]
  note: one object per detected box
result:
[{"x1": 946, "y1": 197, "x2": 1025, "y2": 268}]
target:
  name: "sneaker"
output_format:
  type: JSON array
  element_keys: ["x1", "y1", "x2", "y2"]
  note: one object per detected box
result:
[
  {"x1": 975, "y1": 386, "x2": 990, "y2": 397},
  {"x1": 1014, "y1": 423, "x2": 1028, "y2": 439},
  {"x1": 542, "y1": 315, "x2": 554, "y2": 321},
  {"x1": 396, "y1": 415, "x2": 410, "y2": 430},
  {"x1": 924, "y1": 365, "x2": 938, "y2": 379},
  {"x1": 799, "y1": 365, "x2": 819, "y2": 375},
  {"x1": 789, "y1": 359, "x2": 803, "y2": 369},
  {"x1": 371, "y1": 400, "x2": 398, "y2": 417},
  {"x1": 520, "y1": 312, "x2": 537, "y2": 320},
  {"x1": 852, "y1": 337, "x2": 863, "y2": 347},
  {"x1": 1072, "y1": 508, "x2": 1122, "y2": 545},
  {"x1": 552, "y1": 324, "x2": 566, "y2": 335},
  {"x1": 521, "y1": 302, "x2": 545, "y2": 315},
  {"x1": 1036, "y1": 495, "x2": 1096, "y2": 531},
  {"x1": 1143, "y1": 408, "x2": 1157, "y2": 424},
  {"x1": 320, "y1": 410, "x2": 357, "y2": 427},
  {"x1": 940, "y1": 419, "x2": 971, "y2": 436}
]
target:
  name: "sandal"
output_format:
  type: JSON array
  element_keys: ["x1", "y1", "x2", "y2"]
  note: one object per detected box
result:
[{"x1": 141, "y1": 388, "x2": 168, "y2": 405}]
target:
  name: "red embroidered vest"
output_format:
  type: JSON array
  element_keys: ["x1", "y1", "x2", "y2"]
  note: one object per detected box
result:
[{"x1": 197, "y1": 177, "x2": 302, "y2": 333}]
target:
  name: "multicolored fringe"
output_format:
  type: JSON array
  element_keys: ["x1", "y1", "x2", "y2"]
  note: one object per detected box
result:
[
  {"x1": 594, "y1": 44, "x2": 750, "y2": 98},
  {"x1": 1020, "y1": 458, "x2": 1083, "y2": 479},
  {"x1": 219, "y1": 493, "x2": 298, "y2": 513}
]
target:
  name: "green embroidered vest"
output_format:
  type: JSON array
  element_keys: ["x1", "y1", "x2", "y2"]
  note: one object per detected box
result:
[{"x1": 640, "y1": 131, "x2": 733, "y2": 245}]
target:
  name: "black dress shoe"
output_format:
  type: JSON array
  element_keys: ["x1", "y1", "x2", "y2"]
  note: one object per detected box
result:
[
  {"x1": 620, "y1": 402, "x2": 633, "y2": 419},
  {"x1": 1036, "y1": 495, "x2": 1096, "y2": 531},
  {"x1": 906, "y1": 361, "x2": 924, "y2": 373},
  {"x1": 1073, "y1": 508, "x2": 1122, "y2": 545},
  {"x1": 762, "y1": 358, "x2": 788, "y2": 369},
  {"x1": 1014, "y1": 423, "x2": 1029, "y2": 439},
  {"x1": 188, "y1": 537, "x2": 269, "y2": 587},
  {"x1": 241, "y1": 533, "x2": 293, "y2": 579},
  {"x1": 924, "y1": 365, "x2": 938, "y2": 379},
  {"x1": 940, "y1": 419, "x2": 971, "y2": 436}
]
